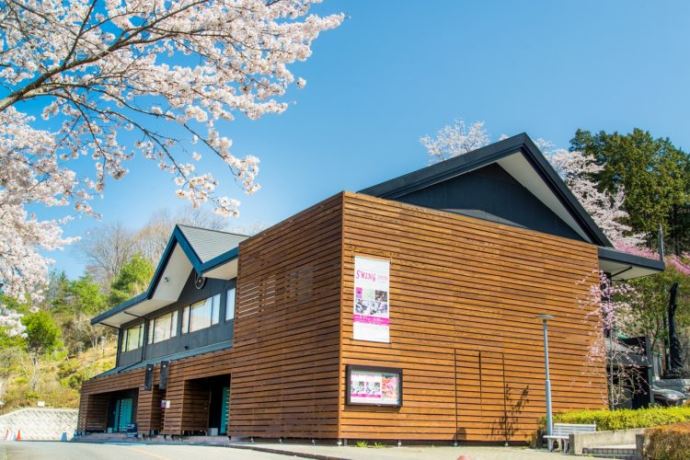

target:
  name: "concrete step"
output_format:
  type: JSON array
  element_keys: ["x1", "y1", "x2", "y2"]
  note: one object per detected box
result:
[{"x1": 582, "y1": 445, "x2": 639, "y2": 459}]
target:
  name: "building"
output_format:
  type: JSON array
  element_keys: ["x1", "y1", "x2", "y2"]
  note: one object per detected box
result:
[{"x1": 78, "y1": 134, "x2": 664, "y2": 443}]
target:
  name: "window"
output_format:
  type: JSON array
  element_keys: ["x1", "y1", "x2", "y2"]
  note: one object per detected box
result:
[
  {"x1": 123, "y1": 324, "x2": 144, "y2": 352},
  {"x1": 149, "y1": 311, "x2": 178, "y2": 344},
  {"x1": 182, "y1": 294, "x2": 220, "y2": 333},
  {"x1": 225, "y1": 287, "x2": 236, "y2": 321},
  {"x1": 182, "y1": 305, "x2": 190, "y2": 334}
]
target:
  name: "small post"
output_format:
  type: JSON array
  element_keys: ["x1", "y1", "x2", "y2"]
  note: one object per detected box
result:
[{"x1": 537, "y1": 314, "x2": 554, "y2": 438}]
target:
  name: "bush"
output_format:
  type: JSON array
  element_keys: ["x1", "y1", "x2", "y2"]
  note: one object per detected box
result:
[
  {"x1": 645, "y1": 423, "x2": 690, "y2": 460},
  {"x1": 552, "y1": 406, "x2": 690, "y2": 431}
]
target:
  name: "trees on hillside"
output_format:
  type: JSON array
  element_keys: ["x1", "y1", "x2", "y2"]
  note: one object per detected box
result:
[
  {"x1": 0, "y1": 0, "x2": 343, "y2": 300},
  {"x1": 22, "y1": 311, "x2": 62, "y2": 391},
  {"x1": 109, "y1": 254, "x2": 154, "y2": 305}
]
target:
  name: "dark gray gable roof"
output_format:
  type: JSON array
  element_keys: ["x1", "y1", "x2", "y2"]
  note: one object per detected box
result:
[
  {"x1": 360, "y1": 132, "x2": 613, "y2": 247},
  {"x1": 91, "y1": 225, "x2": 248, "y2": 326}
]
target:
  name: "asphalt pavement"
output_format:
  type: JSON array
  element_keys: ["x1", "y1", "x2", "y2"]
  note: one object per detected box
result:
[
  {"x1": 0, "y1": 441, "x2": 587, "y2": 460},
  {"x1": 0, "y1": 442, "x2": 293, "y2": 460}
]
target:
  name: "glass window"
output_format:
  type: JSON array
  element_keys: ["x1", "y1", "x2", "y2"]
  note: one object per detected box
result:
[
  {"x1": 148, "y1": 321, "x2": 154, "y2": 344},
  {"x1": 171, "y1": 311, "x2": 178, "y2": 337},
  {"x1": 182, "y1": 306, "x2": 189, "y2": 334},
  {"x1": 225, "y1": 287, "x2": 236, "y2": 321},
  {"x1": 185, "y1": 294, "x2": 221, "y2": 333},
  {"x1": 151, "y1": 311, "x2": 178, "y2": 344},
  {"x1": 123, "y1": 324, "x2": 143, "y2": 352},
  {"x1": 211, "y1": 294, "x2": 220, "y2": 325}
]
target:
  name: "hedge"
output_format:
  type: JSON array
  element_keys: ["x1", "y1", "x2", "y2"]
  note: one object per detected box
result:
[
  {"x1": 551, "y1": 406, "x2": 690, "y2": 431},
  {"x1": 644, "y1": 423, "x2": 690, "y2": 460}
]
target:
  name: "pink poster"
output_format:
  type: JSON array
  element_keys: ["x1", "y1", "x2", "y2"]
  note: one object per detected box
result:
[
  {"x1": 353, "y1": 256, "x2": 390, "y2": 343},
  {"x1": 348, "y1": 368, "x2": 401, "y2": 406}
]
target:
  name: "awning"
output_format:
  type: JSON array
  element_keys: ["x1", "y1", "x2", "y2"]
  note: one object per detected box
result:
[{"x1": 598, "y1": 246, "x2": 665, "y2": 280}]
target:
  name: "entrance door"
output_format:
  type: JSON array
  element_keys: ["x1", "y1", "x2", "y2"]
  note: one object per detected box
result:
[
  {"x1": 219, "y1": 386, "x2": 230, "y2": 435},
  {"x1": 114, "y1": 398, "x2": 133, "y2": 432}
]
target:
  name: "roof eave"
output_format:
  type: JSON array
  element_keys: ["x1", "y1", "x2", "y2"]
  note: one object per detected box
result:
[
  {"x1": 598, "y1": 246, "x2": 666, "y2": 272},
  {"x1": 90, "y1": 292, "x2": 148, "y2": 325},
  {"x1": 90, "y1": 225, "x2": 242, "y2": 327}
]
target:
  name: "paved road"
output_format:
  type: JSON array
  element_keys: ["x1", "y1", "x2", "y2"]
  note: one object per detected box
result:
[
  {"x1": 0, "y1": 441, "x2": 587, "y2": 460},
  {"x1": 0, "y1": 442, "x2": 294, "y2": 460}
]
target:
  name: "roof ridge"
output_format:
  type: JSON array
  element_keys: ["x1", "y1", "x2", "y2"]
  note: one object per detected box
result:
[{"x1": 176, "y1": 223, "x2": 250, "y2": 238}]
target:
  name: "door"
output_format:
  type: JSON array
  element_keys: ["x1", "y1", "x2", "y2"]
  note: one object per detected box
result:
[
  {"x1": 114, "y1": 398, "x2": 133, "y2": 432},
  {"x1": 219, "y1": 386, "x2": 230, "y2": 435}
]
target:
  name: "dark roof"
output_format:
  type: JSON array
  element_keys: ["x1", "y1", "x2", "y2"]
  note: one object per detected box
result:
[
  {"x1": 95, "y1": 340, "x2": 232, "y2": 378},
  {"x1": 360, "y1": 133, "x2": 613, "y2": 247},
  {"x1": 91, "y1": 225, "x2": 245, "y2": 326}
]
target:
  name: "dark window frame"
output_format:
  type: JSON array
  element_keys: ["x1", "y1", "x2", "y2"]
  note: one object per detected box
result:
[{"x1": 345, "y1": 364, "x2": 403, "y2": 407}]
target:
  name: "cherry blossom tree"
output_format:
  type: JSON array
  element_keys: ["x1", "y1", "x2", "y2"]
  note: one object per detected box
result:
[
  {"x1": 420, "y1": 119, "x2": 490, "y2": 162},
  {"x1": 0, "y1": 0, "x2": 343, "y2": 299},
  {"x1": 537, "y1": 139, "x2": 647, "y2": 250}
]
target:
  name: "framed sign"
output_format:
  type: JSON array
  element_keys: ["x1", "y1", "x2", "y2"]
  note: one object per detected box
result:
[
  {"x1": 346, "y1": 365, "x2": 402, "y2": 407},
  {"x1": 353, "y1": 256, "x2": 390, "y2": 343}
]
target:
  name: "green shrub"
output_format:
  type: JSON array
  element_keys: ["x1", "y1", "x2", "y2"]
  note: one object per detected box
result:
[
  {"x1": 644, "y1": 423, "x2": 690, "y2": 460},
  {"x1": 551, "y1": 406, "x2": 690, "y2": 431}
]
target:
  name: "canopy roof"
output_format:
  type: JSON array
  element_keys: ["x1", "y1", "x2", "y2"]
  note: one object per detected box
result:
[{"x1": 91, "y1": 225, "x2": 247, "y2": 327}]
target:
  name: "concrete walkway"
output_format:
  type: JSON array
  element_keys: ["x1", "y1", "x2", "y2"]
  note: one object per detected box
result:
[{"x1": 242, "y1": 442, "x2": 588, "y2": 460}]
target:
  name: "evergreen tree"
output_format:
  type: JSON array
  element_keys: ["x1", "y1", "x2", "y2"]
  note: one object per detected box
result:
[
  {"x1": 109, "y1": 254, "x2": 154, "y2": 306},
  {"x1": 570, "y1": 129, "x2": 690, "y2": 254}
]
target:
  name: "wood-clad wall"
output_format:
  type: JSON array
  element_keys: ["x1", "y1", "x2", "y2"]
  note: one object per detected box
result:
[
  {"x1": 228, "y1": 194, "x2": 343, "y2": 439},
  {"x1": 338, "y1": 192, "x2": 607, "y2": 442},
  {"x1": 81, "y1": 190, "x2": 607, "y2": 442},
  {"x1": 78, "y1": 368, "x2": 146, "y2": 432},
  {"x1": 80, "y1": 195, "x2": 344, "y2": 438}
]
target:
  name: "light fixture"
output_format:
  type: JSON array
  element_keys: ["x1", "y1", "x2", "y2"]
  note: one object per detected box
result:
[{"x1": 537, "y1": 313, "x2": 555, "y2": 442}]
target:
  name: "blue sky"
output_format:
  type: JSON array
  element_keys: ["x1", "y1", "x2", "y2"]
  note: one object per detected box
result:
[{"x1": 41, "y1": 0, "x2": 690, "y2": 277}]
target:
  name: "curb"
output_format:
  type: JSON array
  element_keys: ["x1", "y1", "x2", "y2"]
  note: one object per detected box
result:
[{"x1": 228, "y1": 444, "x2": 350, "y2": 460}]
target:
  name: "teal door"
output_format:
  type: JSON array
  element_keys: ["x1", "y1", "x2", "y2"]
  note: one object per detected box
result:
[
  {"x1": 219, "y1": 386, "x2": 230, "y2": 435},
  {"x1": 115, "y1": 398, "x2": 133, "y2": 432}
]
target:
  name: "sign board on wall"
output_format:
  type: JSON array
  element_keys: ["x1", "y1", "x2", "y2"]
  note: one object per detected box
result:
[
  {"x1": 353, "y1": 256, "x2": 390, "y2": 343},
  {"x1": 346, "y1": 365, "x2": 402, "y2": 407}
]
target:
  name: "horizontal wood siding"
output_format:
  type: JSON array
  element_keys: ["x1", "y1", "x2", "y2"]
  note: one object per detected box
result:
[
  {"x1": 228, "y1": 194, "x2": 343, "y2": 439},
  {"x1": 339, "y1": 192, "x2": 607, "y2": 442},
  {"x1": 78, "y1": 369, "x2": 145, "y2": 432},
  {"x1": 81, "y1": 195, "x2": 344, "y2": 438}
]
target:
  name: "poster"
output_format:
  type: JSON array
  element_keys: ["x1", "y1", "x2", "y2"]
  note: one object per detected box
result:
[
  {"x1": 353, "y1": 256, "x2": 390, "y2": 342},
  {"x1": 347, "y1": 366, "x2": 402, "y2": 406}
]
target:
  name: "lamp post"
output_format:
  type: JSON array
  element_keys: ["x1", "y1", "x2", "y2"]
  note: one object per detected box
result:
[{"x1": 537, "y1": 313, "x2": 554, "y2": 437}]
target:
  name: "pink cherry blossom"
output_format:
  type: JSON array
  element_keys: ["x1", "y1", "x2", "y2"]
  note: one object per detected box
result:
[{"x1": 0, "y1": 0, "x2": 343, "y2": 299}]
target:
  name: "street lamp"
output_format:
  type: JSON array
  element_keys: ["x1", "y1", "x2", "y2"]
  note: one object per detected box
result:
[{"x1": 537, "y1": 313, "x2": 554, "y2": 438}]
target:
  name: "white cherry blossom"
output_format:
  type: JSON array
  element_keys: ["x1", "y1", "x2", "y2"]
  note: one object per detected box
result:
[{"x1": 0, "y1": 0, "x2": 342, "y2": 299}]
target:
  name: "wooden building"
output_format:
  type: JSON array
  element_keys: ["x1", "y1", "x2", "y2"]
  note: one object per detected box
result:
[{"x1": 79, "y1": 134, "x2": 664, "y2": 443}]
